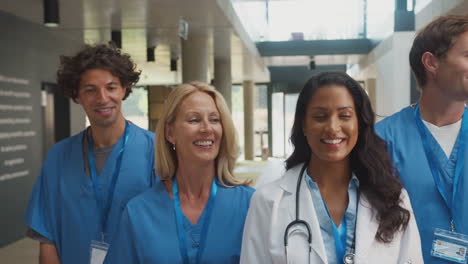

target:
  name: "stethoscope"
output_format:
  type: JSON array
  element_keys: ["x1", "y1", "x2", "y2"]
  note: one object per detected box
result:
[{"x1": 283, "y1": 163, "x2": 357, "y2": 264}]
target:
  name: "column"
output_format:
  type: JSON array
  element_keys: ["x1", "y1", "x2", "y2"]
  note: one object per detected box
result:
[
  {"x1": 182, "y1": 29, "x2": 209, "y2": 83},
  {"x1": 213, "y1": 28, "x2": 232, "y2": 110},
  {"x1": 243, "y1": 80, "x2": 255, "y2": 161}
]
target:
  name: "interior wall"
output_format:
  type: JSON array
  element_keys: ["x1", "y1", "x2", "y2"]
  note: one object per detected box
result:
[
  {"x1": 416, "y1": 0, "x2": 468, "y2": 30},
  {"x1": 348, "y1": 32, "x2": 414, "y2": 119},
  {"x1": 0, "y1": 10, "x2": 84, "y2": 247}
]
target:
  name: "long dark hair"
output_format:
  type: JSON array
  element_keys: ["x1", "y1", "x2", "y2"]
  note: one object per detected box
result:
[{"x1": 286, "y1": 71, "x2": 409, "y2": 243}]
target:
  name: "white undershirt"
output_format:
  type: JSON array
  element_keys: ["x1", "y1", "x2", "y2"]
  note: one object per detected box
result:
[{"x1": 422, "y1": 119, "x2": 462, "y2": 158}]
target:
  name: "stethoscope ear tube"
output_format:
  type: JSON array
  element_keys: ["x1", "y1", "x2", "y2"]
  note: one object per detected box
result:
[
  {"x1": 283, "y1": 163, "x2": 312, "y2": 246},
  {"x1": 284, "y1": 163, "x2": 313, "y2": 263},
  {"x1": 284, "y1": 219, "x2": 312, "y2": 246}
]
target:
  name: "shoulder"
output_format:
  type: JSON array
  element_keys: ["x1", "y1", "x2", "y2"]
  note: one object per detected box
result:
[
  {"x1": 125, "y1": 181, "x2": 166, "y2": 212},
  {"x1": 375, "y1": 106, "x2": 413, "y2": 139},
  {"x1": 129, "y1": 123, "x2": 155, "y2": 142},
  {"x1": 223, "y1": 184, "x2": 255, "y2": 195},
  {"x1": 130, "y1": 122, "x2": 155, "y2": 136},
  {"x1": 217, "y1": 184, "x2": 256, "y2": 207},
  {"x1": 250, "y1": 174, "x2": 289, "y2": 206},
  {"x1": 376, "y1": 106, "x2": 413, "y2": 131},
  {"x1": 44, "y1": 131, "x2": 84, "y2": 160}
]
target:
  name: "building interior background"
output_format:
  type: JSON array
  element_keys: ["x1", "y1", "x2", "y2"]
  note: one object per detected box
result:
[{"x1": 1, "y1": 0, "x2": 467, "y2": 261}]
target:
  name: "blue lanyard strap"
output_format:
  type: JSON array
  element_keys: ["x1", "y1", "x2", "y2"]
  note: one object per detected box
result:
[
  {"x1": 322, "y1": 199, "x2": 347, "y2": 262},
  {"x1": 333, "y1": 217, "x2": 347, "y2": 262},
  {"x1": 173, "y1": 178, "x2": 218, "y2": 264},
  {"x1": 88, "y1": 121, "x2": 130, "y2": 240},
  {"x1": 413, "y1": 104, "x2": 467, "y2": 228}
]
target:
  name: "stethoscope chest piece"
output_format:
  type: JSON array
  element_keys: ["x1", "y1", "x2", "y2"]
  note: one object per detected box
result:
[{"x1": 343, "y1": 253, "x2": 355, "y2": 264}]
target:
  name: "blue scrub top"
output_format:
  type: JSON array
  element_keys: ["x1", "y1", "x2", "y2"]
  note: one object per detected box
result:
[
  {"x1": 104, "y1": 180, "x2": 255, "y2": 264},
  {"x1": 24, "y1": 123, "x2": 156, "y2": 264},
  {"x1": 376, "y1": 106, "x2": 468, "y2": 264}
]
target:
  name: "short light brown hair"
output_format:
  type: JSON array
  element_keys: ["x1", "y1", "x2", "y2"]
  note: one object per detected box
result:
[
  {"x1": 410, "y1": 15, "x2": 468, "y2": 88},
  {"x1": 155, "y1": 82, "x2": 247, "y2": 186}
]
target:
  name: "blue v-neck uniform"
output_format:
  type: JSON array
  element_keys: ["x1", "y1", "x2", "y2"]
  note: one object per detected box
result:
[
  {"x1": 24, "y1": 123, "x2": 156, "y2": 264},
  {"x1": 104, "y1": 180, "x2": 255, "y2": 264},
  {"x1": 376, "y1": 106, "x2": 468, "y2": 264}
]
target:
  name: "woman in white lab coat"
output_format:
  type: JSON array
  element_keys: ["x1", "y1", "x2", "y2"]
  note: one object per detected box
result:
[{"x1": 240, "y1": 72, "x2": 423, "y2": 264}]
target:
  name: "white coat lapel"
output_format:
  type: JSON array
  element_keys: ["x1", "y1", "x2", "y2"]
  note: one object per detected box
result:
[
  {"x1": 279, "y1": 164, "x2": 327, "y2": 264},
  {"x1": 355, "y1": 195, "x2": 379, "y2": 262}
]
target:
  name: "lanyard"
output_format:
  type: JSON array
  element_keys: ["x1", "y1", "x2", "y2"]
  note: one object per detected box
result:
[
  {"x1": 413, "y1": 104, "x2": 467, "y2": 231},
  {"x1": 333, "y1": 217, "x2": 347, "y2": 262},
  {"x1": 172, "y1": 178, "x2": 218, "y2": 264},
  {"x1": 88, "y1": 121, "x2": 129, "y2": 241}
]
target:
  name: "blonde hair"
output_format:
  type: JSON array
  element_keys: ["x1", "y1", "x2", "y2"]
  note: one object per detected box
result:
[{"x1": 155, "y1": 81, "x2": 248, "y2": 186}]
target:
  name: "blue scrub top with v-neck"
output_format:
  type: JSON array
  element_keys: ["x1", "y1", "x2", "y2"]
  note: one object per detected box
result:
[
  {"x1": 104, "y1": 180, "x2": 255, "y2": 264},
  {"x1": 376, "y1": 105, "x2": 468, "y2": 264},
  {"x1": 24, "y1": 123, "x2": 156, "y2": 264}
]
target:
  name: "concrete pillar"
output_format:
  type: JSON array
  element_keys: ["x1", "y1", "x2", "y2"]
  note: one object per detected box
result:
[
  {"x1": 365, "y1": 78, "x2": 376, "y2": 112},
  {"x1": 182, "y1": 30, "x2": 209, "y2": 83},
  {"x1": 213, "y1": 28, "x2": 232, "y2": 110},
  {"x1": 243, "y1": 80, "x2": 255, "y2": 160}
]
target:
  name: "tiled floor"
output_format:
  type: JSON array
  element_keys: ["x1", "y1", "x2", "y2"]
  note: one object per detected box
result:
[{"x1": 0, "y1": 158, "x2": 286, "y2": 263}]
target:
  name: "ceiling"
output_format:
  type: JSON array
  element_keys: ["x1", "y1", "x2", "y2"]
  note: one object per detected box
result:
[
  {"x1": 1, "y1": 0, "x2": 395, "y2": 85},
  {"x1": 0, "y1": 0, "x2": 269, "y2": 85}
]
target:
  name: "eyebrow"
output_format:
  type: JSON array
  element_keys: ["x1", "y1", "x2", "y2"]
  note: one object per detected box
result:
[{"x1": 310, "y1": 106, "x2": 354, "y2": 110}]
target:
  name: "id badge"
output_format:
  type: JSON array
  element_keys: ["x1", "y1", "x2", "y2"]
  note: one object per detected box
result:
[
  {"x1": 90, "y1": 240, "x2": 109, "y2": 264},
  {"x1": 431, "y1": 228, "x2": 468, "y2": 263}
]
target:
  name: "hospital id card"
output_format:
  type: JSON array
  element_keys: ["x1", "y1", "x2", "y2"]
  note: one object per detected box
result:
[
  {"x1": 90, "y1": 240, "x2": 109, "y2": 264},
  {"x1": 431, "y1": 228, "x2": 468, "y2": 263}
]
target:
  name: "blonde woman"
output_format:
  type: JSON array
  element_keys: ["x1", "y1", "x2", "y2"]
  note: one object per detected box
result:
[{"x1": 105, "y1": 82, "x2": 254, "y2": 264}]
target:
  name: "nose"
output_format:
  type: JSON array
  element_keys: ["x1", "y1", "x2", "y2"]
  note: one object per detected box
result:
[
  {"x1": 325, "y1": 116, "x2": 341, "y2": 134},
  {"x1": 96, "y1": 88, "x2": 109, "y2": 103},
  {"x1": 199, "y1": 119, "x2": 212, "y2": 133}
]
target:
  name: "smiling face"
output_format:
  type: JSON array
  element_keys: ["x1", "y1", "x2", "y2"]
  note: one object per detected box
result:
[
  {"x1": 303, "y1": 84, "x2": 359, "y2": 164},
  {"x1": 165, "y1": 91, "x2": 223, "y2": 165},
  {"x1": 75, "y1": 69, "x2": 126, "y2": 128}
]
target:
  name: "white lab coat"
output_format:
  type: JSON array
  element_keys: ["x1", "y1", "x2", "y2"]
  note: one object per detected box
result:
[{"x1": 240, "y1": 164, "x2": 423, "y2": 264}]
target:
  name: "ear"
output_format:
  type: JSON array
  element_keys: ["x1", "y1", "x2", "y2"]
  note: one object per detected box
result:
[
  {"x1": 421, "y1": 51, "x2": 440, "y2": 76},
  {"x1": 75, "y1": 94, "x2": 83, "y2": 105},
  {"x1": 165, "y1": 123, "x2": 175, "y2": 145}
]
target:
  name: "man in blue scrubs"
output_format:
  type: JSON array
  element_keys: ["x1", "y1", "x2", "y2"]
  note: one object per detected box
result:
[
  {"x1": 24, "y1": 43, "x2": 155, "y2": 264},
  {"x1": 376, "y1": 15, "x2": 468, "y2": 263}
]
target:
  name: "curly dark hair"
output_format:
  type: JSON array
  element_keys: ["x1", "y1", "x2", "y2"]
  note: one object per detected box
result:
[
  {"x1": 410, "y1": 15, "x2": 468, "y2": 88},
  {"x1": 286, "y1": 71, "x2": 410, "y2": 243},
  {"x1": 57, "y1": 42, "x2": 141, "y2": 102}
]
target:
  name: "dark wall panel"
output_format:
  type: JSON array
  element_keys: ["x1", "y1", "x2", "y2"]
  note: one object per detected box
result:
[{"x1": 0, "y1": 10, "x2": 82, "y2": 247}]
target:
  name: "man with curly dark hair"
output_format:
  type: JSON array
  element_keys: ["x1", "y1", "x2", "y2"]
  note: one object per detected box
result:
[
  {"x1": 377, "y1": 15, "x2": 468, "y2": 263},
  {"x1": 24, "y1": 43, "x2": 156, "y2": 264}
]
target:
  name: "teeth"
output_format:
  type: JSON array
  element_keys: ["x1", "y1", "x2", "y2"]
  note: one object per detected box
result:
[
  {"x1": 97, "y1": 108, "x2": 111, "y2": 113},
  {"x1": 322, "y1": 139, "x2": 343, "y2": 144},
  {"x1": 194, "y1": 141, "x2": 213, "y2": 146}
]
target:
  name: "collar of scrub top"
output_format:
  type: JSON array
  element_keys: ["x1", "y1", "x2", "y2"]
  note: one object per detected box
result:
[
  {"x1": 413, "y1": 104, "x2": 468, "y2": 232},
  {"x1": 88, "y1": 120, "x2": 130, "y2": 242},
  {"x1": 172, "y1": 176, "x2": 218, "y2": 264}
]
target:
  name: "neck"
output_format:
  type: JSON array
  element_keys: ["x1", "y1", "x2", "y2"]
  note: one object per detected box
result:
[
  {"x1": 174, "y1": 161, "x2": 215, "y2": 200},
  {"x1": 89, "y1": 115, "x2": 126, "y2": 148},
  {"x1": 419, "y1": 85, "x2": 465, "y2": 127},
  {"x1": 308, "y1": 157, "x2": 351, "y2": 226},
  {"x1": 308, "y1": 157, "x2": 351, "y2": 191}
]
